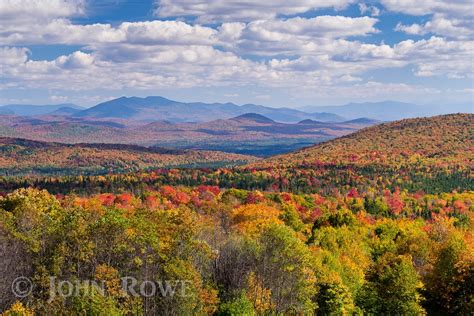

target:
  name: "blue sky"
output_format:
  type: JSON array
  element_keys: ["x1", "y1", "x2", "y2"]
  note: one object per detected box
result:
[{"x1": 0, "y1": 0, "x2": 472, "y2": 108}]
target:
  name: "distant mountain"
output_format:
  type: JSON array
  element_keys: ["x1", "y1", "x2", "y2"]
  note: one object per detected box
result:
[
  {"x1": 74, "y1": 96, "x2": 345, "y2": 123},
  {"x1": 0, "y1": 108, "x2": 14, "y2": 115},
  {"x1": 0, "y1": 103, "x2": 83, "y2": 116},
  {"x1": 236, "y1": 104, "x2": 342, "y2": 123},
  {"x1": 302, "y1": 101, "x2": 473, "y2": 121},
  {"x1": 48, "y1": 106, "x2": 83, "y2": 116},
  {"x1": 231, "y1": 113, "x2": 275, "y2": 123},
  {"x1": 298, "y1": 119, "x2": 323, "y2": 125},
  {"x1": 343, "y1": 118, "x2": 380, "y2": 124}
]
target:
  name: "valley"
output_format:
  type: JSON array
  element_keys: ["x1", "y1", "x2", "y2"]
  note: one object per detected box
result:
[{"x1": 0, "y1": 111, "x2": 377, "y2": 156}]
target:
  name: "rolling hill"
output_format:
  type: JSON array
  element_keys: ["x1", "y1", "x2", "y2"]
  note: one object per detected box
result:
[
  {"x1": 0, "y1": 113, "x2": 376, "y2": 156},
  {"x1": 0, "y1": 137, "x2": 257, "y2": 176},
  {"x1": 231, "y1": 113, "x2": 276, "y2": 123},
  {"x1": 260, "y1": 113, "x2": 473, "y2": 168}
]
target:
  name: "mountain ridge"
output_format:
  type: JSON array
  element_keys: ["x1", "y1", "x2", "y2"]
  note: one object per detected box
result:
[
  {"x1": 257, "y1": 113, "x2": 473, "y2": 168},
  {"x1": 231, "y1": 113, "x2": 275, "y2": 123},
  {"x1": 73, "y1": 96, "x2": 344, "y2": 123},
  {"x1": 3, "y1": 98, "x2": 471, "y2": 123},
  {"x1": 0, "y1": 103, "x2": 83, "y2": 116},
  {"x1": 301, "y1": 101, "x2": 473, "y2": 121}
]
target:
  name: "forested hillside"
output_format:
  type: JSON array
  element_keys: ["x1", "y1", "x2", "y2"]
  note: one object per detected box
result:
[
  {"x1": 0, "y1": 138, "x2": 256, "y2": 176},
  {"x1": 262, "y1": 113, "x2": 473, "y2": 167}
]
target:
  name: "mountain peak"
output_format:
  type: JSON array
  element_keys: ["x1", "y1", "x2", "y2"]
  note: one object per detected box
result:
[
  {"x1": 48, "y1": 106, "x2": 83, "y2": 116},
  {"x1": 231, "y1": 113, "x2": 275, "y2": 123},
  {"x1": 298, "y1": 119, "x2": 322, "y2": 124}
]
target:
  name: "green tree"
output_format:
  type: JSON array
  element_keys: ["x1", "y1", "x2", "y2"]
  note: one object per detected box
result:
[
  {"x1": 255, "y1": 224, "x2": 317, "y2": 314},
  {"x1": 357, "y1": 253, "x2": 425, "y2": 315},
  {"x1": 218, "y1": 293, "x2": 255, "y2": 316}
]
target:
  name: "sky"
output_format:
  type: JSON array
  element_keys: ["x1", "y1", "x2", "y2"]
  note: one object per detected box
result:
[{"x1": 0, "y1": 0, "x2": 473, "y2": 108}]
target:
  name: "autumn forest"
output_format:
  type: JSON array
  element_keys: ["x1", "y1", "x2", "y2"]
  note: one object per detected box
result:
[{"x1": 0, "y1": 114, "x2": 472, "y2": 315}]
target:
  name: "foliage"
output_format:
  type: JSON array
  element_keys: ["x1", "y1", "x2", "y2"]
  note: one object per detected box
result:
[{"x1": 0, "y1": 114, "x2": 472, "y2": 314}]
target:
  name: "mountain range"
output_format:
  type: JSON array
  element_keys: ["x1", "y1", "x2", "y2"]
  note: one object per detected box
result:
[
  {"x1": 0, "y1": 103, "x2": 84, "y2": 116},
  {"x1": 301, "y1": 101, "x2": 473, "y2": 121},
  {"x1": 2, "y1": 97, "x2": 471, "y2": 123},
  {"x1": 72, "y1": 96, "x2": 343, "y2": 123}
]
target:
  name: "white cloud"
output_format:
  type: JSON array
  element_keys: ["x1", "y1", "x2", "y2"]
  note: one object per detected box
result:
[
  {"x1": 0, "y1": 18, "x2": 223, "y2": 46},
  {"x1": 396, "y1": 14, "x2": 474, "y2": 39},
  {"x1": 120, "y1": 21, "x2": 218, "y2": 45},
  {"x1": 218, "y1": 16, "x2": 379, "y2": 58},
  {"x1": 50, "y1": 95, "x2": 69, "y2": 102},
  {"x1": 383, "y1": 0, "x2": 474, "y2": 85},
  {"x1": 380, "y1": 0, "x2": 473, "y2": 18},
  {"x1": 395, "y1": 37, "x2": 473, "y2": 78},
  {"x1": 218, "y1": 22, "x2": 246, "y2": 42},
  {"x1": 55, "y1": 51, "x2": 95, "y2": 69},
  {"x1": 395, "y1": 22, "x2": 426, "y2": 35},
  {"x1": 0, "y1": 18, "x2": 121, "y2": 45},
  {"x1": 0, "y1": 0, "x2": 472, "y2": 105},
  {"x1": 154, "y1": 0, "x2": 356, "y2": 22},
  {"x1": 2, "y1": 33, "x2": 471, "y2": 96},
  {"x1": 0, "y1": 0, "x2": 85, "y2": 19},
  {"x1": 245, "y1": 16, "x2": 379, "y2": 39},
  {"x1": 359, "y1": 3, "x2": 380, "y2": 16},
  {"x1": 0, "y1": 46, "x2": 29, "y2": 66}
]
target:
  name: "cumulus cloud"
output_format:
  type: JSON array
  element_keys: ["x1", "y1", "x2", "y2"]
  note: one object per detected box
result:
[
  {"x1": 0, "y1": 19, "x2": 122, "y2": 45},
  {"x1": 380, "y1": 0, "x2": 473, "y2": 18},
  {"x1": 0, "y1": 18, "x2": 223, "y2": 46},
  {"x1": 385, "y1": 0, "x2": 473, "y2": 42},
  {"x1": 55, "y1": 51, "x2": 95, "y2": 69},
  {"x1": 245, "y1": 16, "x2": 379, "y2": 39},
  {"x1": 154, "y1": 0, "x2": 356, "y2": 22},
  {"x1": 358, "y1": 3, "x2": 380, "y2": 16},
  {"x1": 396, "y1": 37, "x2": 473, "y2": 78},
  {"x1": 396, "y1": 14, "x2": 474, "y2": 39},
  {"x1": 217, "y1": 16, "x2": 379, "y2": 57},
  {"x1": 395, "y1": 22, "x2": 427, "y2": 36},
  {"x1": 0, "y1": 0, "x2": 472, "y2": 104},
  {"x1": 121, "y1": 21, "x2": 218, "y2": 45},
  {"x1": 0, "y1": 0, "x2": 84, "y2": 19},
  {"x1": 0, "y1": 46, "x2": 29, "y2": 66}
]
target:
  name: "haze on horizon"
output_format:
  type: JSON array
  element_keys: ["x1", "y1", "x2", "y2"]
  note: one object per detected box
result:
[{"x1": 0, "y1": 0, "x2": 473, "y2": 108}]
